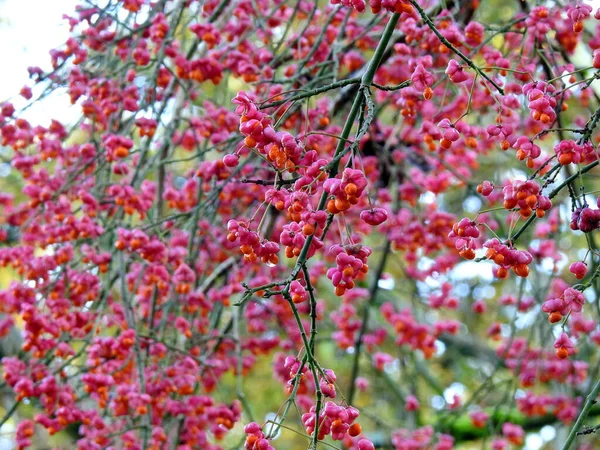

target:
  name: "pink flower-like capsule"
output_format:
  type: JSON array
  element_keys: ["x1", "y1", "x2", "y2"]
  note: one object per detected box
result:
[
  {"x1": 491, "y1": 439, "x2": 508, "y2": 450},
  {"x1": 411, "y1": 64, "x2": 434, "y2": 99},
  {"x1": 223, "y1": 153, "x2": 239, "y2": 167},
  {"x1": 555, "y1": 140, "x2": 583, "y2": 165},
  {"x1": 19, "y1": 86, "x2": 33, "y2": 100},
  {"x1": 405, "y1": 395, "x2": 420, "y2": 411},
  {"x1": 477, "y1": 180, "x2": 494, "y2": 196},
  {"x1": 355, "y1": 377, "x2": 369, "y2": 391},
  {"x1": 571, "y1": 207, "x2": 600, "y2": 232},
  {"x1": 15, "y1": 420, "x2": 35, "y2": 449},
  {"x1": 567, "y1": 3, "x2": 592, "y2": 32},
  {"x1": 449, "y1": 217, "x2": 480, "y2": 259},
  {"x1": 563, "y1": 287, "x2": 585, "y2": 312},
  {"x1": 173, "y1": 263, "x2": 195, "y2": 294},
  {"x1": 320, "y1": 380, "x2": 336, "y2": 398},
  {"x1": 487, "y1": 123, "x2": 514, "y2": 150},
  {"x1": 542, "y1": 297, "x2": 568, "y2": 324},
  {"x1": 357, "y1": 439, "x2": 375, "y2": 450},
  {"x1": 373, "y1": 352, "x2": 393, "y2": 370},
  {"x1": 464, "y1": 21, "x2": 484, "y2": 46},
  {"x1": 360, "y1": 207, "x2": 388, "y2": 226},
  {"x1": 554, "y1": 332, "x2": 575, "y2": 359},
  {"x1": 569, "y1": 261, "x2": 588, "y2": 280},
  {"x1": 289, "y1": 280, "x2": 307, "y2": 304},
  {"x1": 502, "y1": 422, "x2": 524, "y2": 446},
  {"x1": 470, "y1": 410, "x2": 489, "y2": 428},
  {"x1": 513, "y1": 136, "x2": 541, "y2": 166},
  {"x1": 594, "y1": 49, "x2": 600, "y2": 69},
  {"x1": 437, "y1": 118, "x2": 460, "y2": 149},
  {"x1": 472, "y1": 299, "x2": 486, "y2": 314},
  {"x1": 1, "y1": 103, "x2": 15, "y2": 117},
  {"x1": 445, "y1": 60, "x2": 469, "y2": 83}
]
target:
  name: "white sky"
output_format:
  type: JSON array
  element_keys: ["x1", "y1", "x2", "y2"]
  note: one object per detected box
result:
[
  {"x1": 0, "y1": 0, "x2": 78, "y2": 123},
  {"x1": 0, "y1": 0, "x2": 77, "y2": 95}
]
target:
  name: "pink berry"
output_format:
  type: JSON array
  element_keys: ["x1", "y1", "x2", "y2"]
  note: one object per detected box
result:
[
  {"x1": 360, "y1": 208, "x2": 388, "y2": 226},
  {"x1": 405, "y1": 395, "x2": 420, "y2": 411},
  {"x1": 569, "y1": 261, "x2": 588, "y2": 280},
  {"x1": 357, "y1": 438, "x2": 375, "y2": 450},
  {"x1": 223, "y1": 153, "x2": 239, "y2": 167}
]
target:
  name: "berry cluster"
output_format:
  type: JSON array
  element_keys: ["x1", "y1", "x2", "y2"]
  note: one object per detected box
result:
[
  {"x1": 570, "y1": 200, "x2": 600, "y2": 232},
  {"x1": 302, "y1": 402, "x2": 365, "y2": 443},
  {"x1": 227, "y1": 220, "x2": 280, "y2": 265},
  {"x1": 484, "y1": 238, "x2": 533, "y2": 278},
  {"x1": 326, "y1": 244, "x2": 372, "y2": 296},
  {"x1": 502, "y1": 180, "x2": 552, "y2": 218},
  {"x1": 324, "y1": 168, "x2": 368, "y2": 215}
]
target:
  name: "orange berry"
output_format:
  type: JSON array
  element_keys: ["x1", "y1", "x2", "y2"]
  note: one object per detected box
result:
[
  {"x1": 342, "y1": 266, "x2": 354, "y2": 277},
  {"x1": 240, "y1": 245, "x2": 253, "y2": 254},
  {"x1": 513, "y1": 264, "x2": 529, "y2": 278},
  {"x1": 334, "y1": 285, "x2": 346, "y2": 296},
  {"x1": 496, "y1": 267, "x2": 508, "y2": 279},
  {"x1": 349, "y1": 423, "x2": 362, "y2": 437},
  {"x1": 244, "y1": 136, "x2": 257, "y2": 148},
  {"x1": 423, "y1": 87, "x2": 433, "y2": 100},
  {"x1": 344, "y1": 183, "x2": 358, "y2": 196},
  {"x1": 334, "y1": 198, "x2": 350, "y2": 212},
  {"x1": 302, "y1": 223, "x2": 315, "y2": 235},
  {"x1": 177, "y1": 283, "x2": 191, "y2": 294},
  {"x1": 556, "y1": 347, "x2": 569, "y2": 359},
  {"x1": 503, "y1": 198, "x2": 517, "y2": 210},
  {"x1": 558, "y1": 153, "x2": 573, "y2": 165},
  {"x1": 493, "y1": 254, "x2": 505, "y2": 265},
  {"x1": 525, "y1": 195, "x2": 538, "y2": 208},
  {"x1": 459, "y1": 248, "x2": 475, "y2": 260},
  {"x1": 440, "y1": 138, "x2": 452, "y2": 149},
  {"x1": 548, "y1": 311, "x2": 562, "y2": 323},
  {"x1": 114, "y1": 146, "x2": 129, "y2": 158}
]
